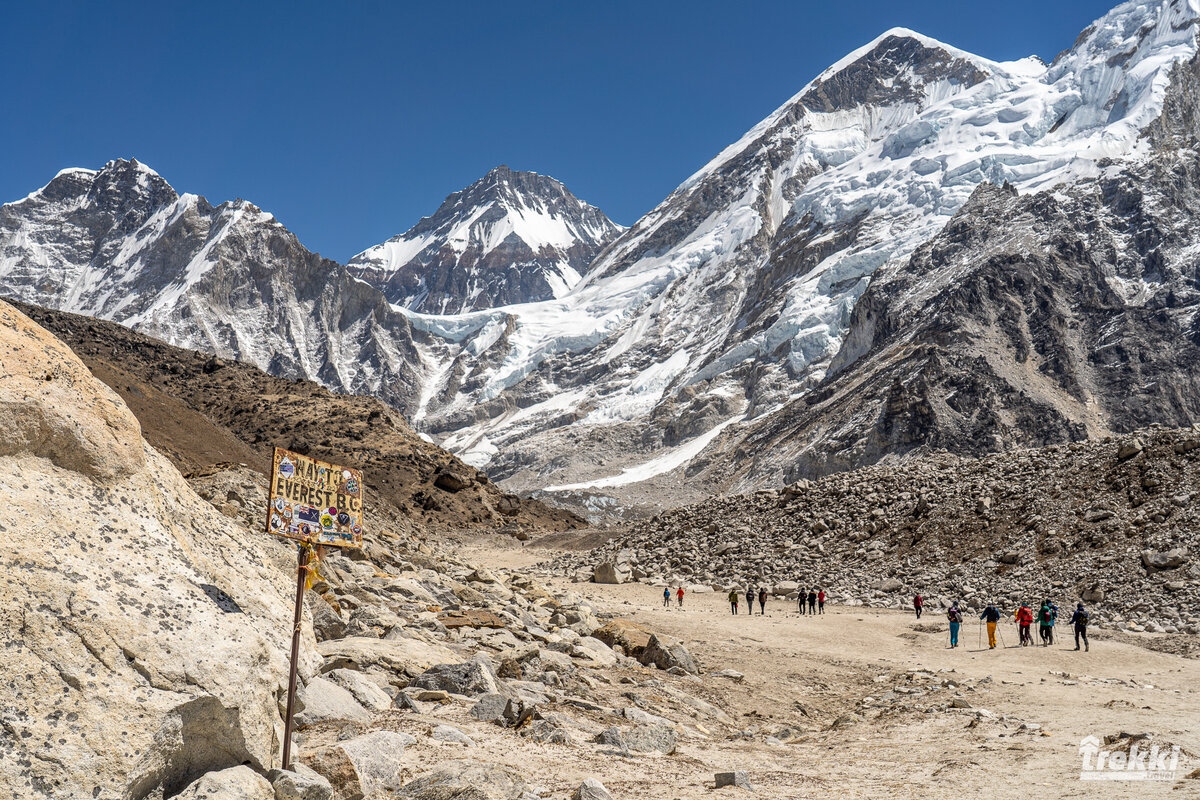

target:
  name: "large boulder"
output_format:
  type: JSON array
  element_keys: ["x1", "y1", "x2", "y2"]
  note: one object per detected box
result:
[
  {"x1": 0, "y1": 301, "x2": 309, "y2": 799},
  {"x1": 409, "y1": 659, "x2": 501, "y2": 697},
  {"x1": 594, "y1": 724, "x2": 678, "y2": 754},
  {"x1": 640, "y1": 633, "x2": 699, "y2": 675},
  {"x1": 296, "y1": 676, "x2": 372, "y2": 726},
  {"x1": 304, "y1": 730, "x2": 416, "y2": 800},
  {"x1": 593, "y1": 562, "x2": 631, "y2": 584},
  {"x1": 317, "y1": 636, "x2": 458, "y2": 676},
  {"x1": 1142, "y1": 548, "x2": 1189, "y2": 571},
  {"x1": 271, "y1": 765, "x2": 335, "y2": 800},
  {"x1": 400, "y1": 760, "x2": 528, "y2": 799},
  {"x1": 591, "y1": 619, "x2": 653, "y2": 658},
  {"x1": 175, "y1": 766, "x2": 275, "y2": 799},
  {"x1": 325, "y1": 668, "x2": 394, "y2": 712}
]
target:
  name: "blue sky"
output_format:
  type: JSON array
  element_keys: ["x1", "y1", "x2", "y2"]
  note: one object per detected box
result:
[{"x1": 1, "y1": 0, "x2": 1116, "y2": 262}]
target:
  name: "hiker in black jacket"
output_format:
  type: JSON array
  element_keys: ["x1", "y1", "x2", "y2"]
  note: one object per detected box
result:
[
  {"x1": 980, "y1": 603, "x2": 1001, "y2": 649},
  {"x1": 1070, "y1": 603, "x2": 1090, "y2": 652}
]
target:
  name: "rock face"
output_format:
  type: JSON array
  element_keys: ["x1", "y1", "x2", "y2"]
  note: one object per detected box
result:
[
  {"x1": 0, "y1": 300, "x2": 306, "y2": 799},
  {"x1": 348, "y1": 165, "x2": 622, "y2": 313},
  {"x1": 640, "y1": 634, "x2": 700, "y2": 675}
]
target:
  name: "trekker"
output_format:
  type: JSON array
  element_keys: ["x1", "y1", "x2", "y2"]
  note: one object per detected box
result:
[
  {"x1": 1070, "y1": 603, "x2": 1090, "y2": 651},
  {"x1": 676, "y1": 586, "x2": 685, "y2": 608},
  {"x1": 913, "y1": 593, "x2": 924, "y2": 619},
  {"x1": 663, "y1": 587, "x2": 671, "y2": 608},
  {"x1": 747, "y1": 588, "x2": 756, "y2": 616},
  {"x1": 1015, "y1": 603, "x2": 1034, "y2": 646},
  {"x1": 758, "y1": 587, "x2": 767, "y2": 615},
  {"x1": 817, "y1": 588, "x2": 826, "y2": 614},
  {"x1": 1038, "y1": 601, "x2": 1054, "y2": 646},
  {"x1": 980, "y1": 603, "x2": 1001, "y2": 649},
  {"x1": 728, "y1": 589, "x2": 739, "y2": 615},
  {"x1": 1048, "y1": 602, "x2": 1059, "y2": 645},
  {"x1": 807, "y1": 589, "x2": 817, "y2": 614},
  {"x1": 797, "y1": 588, "x2": 807, "y2": 615},
  {"x1": 947, "y1": 602, "x2": 963, "y2": 648}
]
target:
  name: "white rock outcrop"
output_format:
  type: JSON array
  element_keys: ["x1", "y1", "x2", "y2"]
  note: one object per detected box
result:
[{"x1": 0, "y1": 300, "x2": 316, "y2": 799}]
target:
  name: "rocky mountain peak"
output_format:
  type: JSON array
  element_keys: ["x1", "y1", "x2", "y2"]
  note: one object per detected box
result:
[
  {"x1": 348, "y1": 166, "x2": 622, "y2": 314},
  {"x1": 799, "y1": 28, "x2": 992, "y2": 113}
]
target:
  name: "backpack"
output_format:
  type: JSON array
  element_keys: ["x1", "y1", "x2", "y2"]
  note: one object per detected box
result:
[
  {"x1": 1018, "y1": 607, "x2": 1032, "y2": 624},
  {"x1": 1041, "y1": 608, "x2": 1053, "y2": 624},
  {"x1": 947, "y1": 608, "x2": 961, "y2": 623},
  {"x1": 1075, "y1": 608, "x2": 1089, "y2": 625}
]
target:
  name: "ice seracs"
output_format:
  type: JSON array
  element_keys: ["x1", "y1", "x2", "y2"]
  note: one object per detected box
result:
[{"x1": 408, "y1": 0, "x2": 1200, "y2": 500}]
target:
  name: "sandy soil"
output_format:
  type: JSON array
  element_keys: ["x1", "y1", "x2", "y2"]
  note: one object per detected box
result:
[{"x1": 351, "y1": 541, "x2": 1200, "y2": 799}]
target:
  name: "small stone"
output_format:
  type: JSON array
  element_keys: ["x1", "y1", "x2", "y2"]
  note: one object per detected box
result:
[
  {"x1": 574, "y1": 778, "x2": 613, "y2": 800},
  {"x1": 715, "y1": 771, "x2": 754, "y2": 790}
]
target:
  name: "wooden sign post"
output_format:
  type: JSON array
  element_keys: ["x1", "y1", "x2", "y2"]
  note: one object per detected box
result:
[{"x1": 264, "y1": 447, "x2": 364, "y2": 771}]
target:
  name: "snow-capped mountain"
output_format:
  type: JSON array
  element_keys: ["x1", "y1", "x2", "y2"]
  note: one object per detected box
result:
[
  {"x1": 410, "y1": 0, "x2": 1200, "y2": 501},
  {"x1": 348, "y1": 165, "x2": 621, "y2": 314},
  {"x1": 5, "y1": 0, "x2": 1200, "y2": 512},
  {"x1": 0, "y1": 158, "x2": 422, "y2": 408}
]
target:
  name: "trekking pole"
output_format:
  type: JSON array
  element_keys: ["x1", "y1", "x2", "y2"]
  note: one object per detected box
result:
[
  {"x1": 977, "y1": 621, "x2": 982, "y2": 649},
  {"x1": 997, "y1": 625, "x2": 1007, "y2": 649}
]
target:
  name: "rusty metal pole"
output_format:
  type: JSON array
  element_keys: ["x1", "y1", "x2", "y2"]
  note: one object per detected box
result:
[{"x1": 281, "y1": 544, "x2": 309, "y2": 771}]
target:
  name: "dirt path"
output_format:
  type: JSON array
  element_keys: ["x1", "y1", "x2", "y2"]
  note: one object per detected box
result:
[{"x1": 438, "y1": 542, "x2": 1200, "y2": 797}]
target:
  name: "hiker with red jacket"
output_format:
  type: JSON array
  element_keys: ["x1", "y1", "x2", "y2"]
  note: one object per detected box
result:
[
  {"x1": 676, "y1": 586, "x2": 685, "y2": 608},
  {"x1": 758, "y1": 587, "x2": 767, "y2": 615},
  {"x1": 913, "y1": 593, "x2": 924, "y2": 619},
  {"x1": 1015, "y1": 603, "x2": 1034, "y2": 646},
  {"x1": 817, "y1": 588, "x2": 826, "y2": 614}
]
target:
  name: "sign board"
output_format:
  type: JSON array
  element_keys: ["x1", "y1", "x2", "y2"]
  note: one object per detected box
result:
[{"x1": 265, "y1": 447, "x2": 364, "y2": 548}]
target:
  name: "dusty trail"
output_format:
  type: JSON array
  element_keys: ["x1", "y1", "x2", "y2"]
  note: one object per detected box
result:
[{"x1": 463, "y1": 539, "x2": 1200, "y2": 798}]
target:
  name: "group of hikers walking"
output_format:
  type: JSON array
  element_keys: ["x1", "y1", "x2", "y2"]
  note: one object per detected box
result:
[
  {"x1": 724, "y1": 587, "x2": 824, "y2": 615},
  {"x1": 662, "y1": 586, "x2": 1091, "y2": 651},
  {"x1": 940, "y1": 595, "x2": 1090, "y2": 651},
  {"x1": 726, "y1": 587, "x2": 769, "y2": 615}
]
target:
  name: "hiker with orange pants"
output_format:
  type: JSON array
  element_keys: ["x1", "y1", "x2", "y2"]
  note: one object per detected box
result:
[{"x1": 980, "y1": 603, "x2": 1001, "y2": 649}]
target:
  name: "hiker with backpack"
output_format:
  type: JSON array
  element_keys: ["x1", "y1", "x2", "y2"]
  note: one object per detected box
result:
[
  {"x1": 663, "y1": 587, "x2": 671, "y2": 608},
  {"x1": 947, "y1": 601, "x2": 963, "y2": 648},
  {"x1": 746, "y1": 588, "x2": 756, "y2": 616},
  {"x1": 758, "y1": 587, "x2": 767, "y2": 615},
  {"x1": 728, "y1": 589, "x2": 739, "y2": 615},
  {"x1": 980, "y1": 603, "x2": 1001, "y2": 649},
  {"x1": 807, "y1": 589, "x2": 817, "y2": 614},
  {"x1": 1070, "y1": 603, "x2": 1090, "y2": 651},
  {"x1": 913, "y1": 593, "x2": 924, "y2": 619},
  {"x1": 676, "y1": 586, "x2": 685, "y2": 608},
  {"x1": 1015, "y1": 603, "x2": 1034, "y2": 646},
  {"x1": 797, "y1": 587, "x2": 807, "y2": 615},
  {"x1": 817, "y1": 588, "x2": 826, "y2": 614},
  {"x1": 1038, "y1": 601, "x2": 1055, "y2": 646}
]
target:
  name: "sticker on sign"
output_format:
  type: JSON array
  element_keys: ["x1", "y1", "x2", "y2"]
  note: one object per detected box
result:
[{"x1": 266, "y1": 447, "x2": 364, "y2": 548}]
